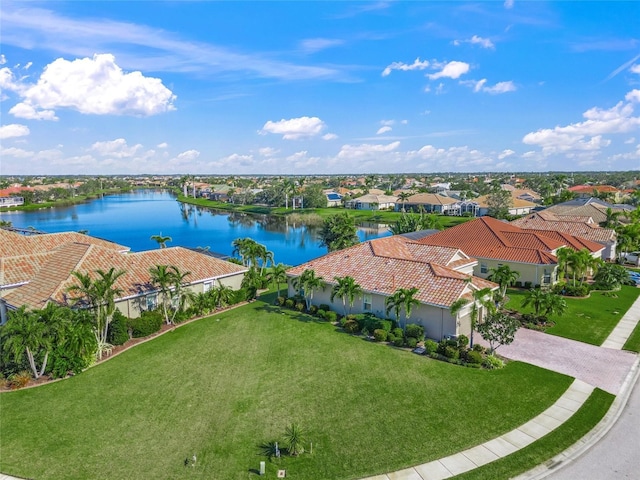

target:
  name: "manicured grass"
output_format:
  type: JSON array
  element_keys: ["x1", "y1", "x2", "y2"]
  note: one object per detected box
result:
[
  {"x1": 455, "y1": 388, "x2": 615, "y2": 480},
  {"x1": 622, "y1": 320, "x2": 640, "y2": 352},
  {"x1": 0, "y1": 299, "x2": 572, "y2": 480},
  {"x1": 506, "y1": 286, "x2": 640, "y2": 345}
]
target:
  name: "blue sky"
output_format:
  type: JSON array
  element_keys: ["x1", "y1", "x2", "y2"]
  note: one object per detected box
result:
[{"x1": 1, "y1": 1, "x2": 639, "y2": 175}]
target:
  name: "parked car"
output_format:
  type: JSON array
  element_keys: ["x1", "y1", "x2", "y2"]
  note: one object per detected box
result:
[{"x1": 624, "y1": 252, "x2": 640, "y2": 266}]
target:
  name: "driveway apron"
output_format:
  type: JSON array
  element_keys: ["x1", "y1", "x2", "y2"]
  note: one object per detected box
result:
[{"x1": 479, "y1": 328, "x2": 636, "y2": 395}]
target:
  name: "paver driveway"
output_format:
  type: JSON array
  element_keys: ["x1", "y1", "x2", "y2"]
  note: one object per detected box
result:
[{"x1": 477, "y1": 328, "x2": 636, "y2": 395}]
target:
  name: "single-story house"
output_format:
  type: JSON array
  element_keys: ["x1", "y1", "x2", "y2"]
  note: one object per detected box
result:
[
  {"x1": 415, "y1": 216, "x2": 604, "y2": 286},
  {"x1": 324, "y1": 191, "x2": 343, "y2": 207},
  {"x1": 397, "y1": 193, "x2": 460, "y2": 214},
  {"x1": 0, "y1": 196, "x2": 25, "y2": 207},
  {"x1": 0, "y1": 229, "x2": 247, "y2": 324},
  {"x1": 472, "y1": 195, "x2": 538, "y2": 216},
  {"x1": 287, "y1": 235, "x2": 498, "y2": 341},
  {"x1": 345, "y1": 194, "x2": 397, "y2": 210}
]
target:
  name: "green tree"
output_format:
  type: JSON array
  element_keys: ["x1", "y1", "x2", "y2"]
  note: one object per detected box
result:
[
  {"x1": 397, "y1": 191, "x2": 411, "y2": 212},
  {"x1": 541, "y1": 293, "x2": 567, "y2": 319},
  {"x1": 241, "y1": 266, "x2": 262, "y2": 301},
  {"x1": 319, "y1": 212, "x2": 359, "y2": 252},
  {"x1": 330, "y1": 276, "x2": 363, "y2": 316},
  {"x1": 1, "y1": 307, "x2": 52, "y2": 379},
  {"x1": 292, "y1": 269, "x2": 325, "y2": 310},
  {"x1": 555, "y1": 247, "x2": 573, "y2": 283},
  {"x1": 487, "y1": 265, "x2": 520, "y2": 301},
  {"x1": 449, "y1": 286, "x2": 493, "y2": 348},
  {"x1": 149, "y1": 265, "x2": 192, "y2": 325},
  {"x1": 486, "y1": 189, "x2": 512, "y2": 219},
  {"x1": 385, "y1": 287, "x2": 420, "y2": 330},
  {"x1": 150, "y1": 232, "x2": 172, "y2": 249},
  {"x1": 266, "y1": 263, "x2": 288, "y2": 297},
  {"x1": 214, "y1": 281, "x2": 235, "y2": 309},
  {"x1": 522, "y1": 287, "x2": 547, "y2": 318},
  {"x1": 476, "y1": 312, "x2": 520, "y2": 354},
  {"x1": 593, "y1": 263, "x2": 629, "y2": 290}
]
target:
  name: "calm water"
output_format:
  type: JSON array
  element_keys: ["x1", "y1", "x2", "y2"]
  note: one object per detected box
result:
[{"x1": 0, "y1": 190, "x2": 390, "y2": 266}]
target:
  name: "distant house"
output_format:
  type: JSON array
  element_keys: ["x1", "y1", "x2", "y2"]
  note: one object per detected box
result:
[
  {"x1": 0, "y1": 196, "x2": 24, "y2": 207},
  {"x1": 345, "y1": 194, "x2": 397, "y2": 210},
  {"x1": 543, "y1": 197, "x2": 632, "y2": 226},
  {"x1": 414, "y1": 216, "x2": 604, "y2": 286},
  {"x1": 568, "y1": 185, "x2": 622, "y2": 201},
  {"x1": 287, "y1": 235, "x2": 497, "y2": 341},
  {"x1": 325, "y1": 191, "x2": 343, "y2": 207},
  {"x1": 472, "y1": 195, "x2": 538, "y2": 216},
  {"x1": 398, "y1": 193, "x2": 460, "y2": 214},
  {"x1": 0, "y1": 229, "x2": 247, "y2": 324}
]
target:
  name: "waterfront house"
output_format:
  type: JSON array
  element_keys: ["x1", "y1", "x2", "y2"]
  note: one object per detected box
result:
[
  {"x1": 344, "y1": 193, "x2": 397, "y2": 210},
  {"x1": 287, "y1": 235, "x2": 497, "y2": 341}
]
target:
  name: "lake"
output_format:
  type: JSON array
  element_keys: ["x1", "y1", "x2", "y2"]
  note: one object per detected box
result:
[{"x1": 0, "y1": 190, "x2": 390, "y2": 266}]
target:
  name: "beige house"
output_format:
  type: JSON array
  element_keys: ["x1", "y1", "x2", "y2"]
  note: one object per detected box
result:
[
  {"x1": 287, "y1": 235, "x2": 497, "y2": 341},
  {"x1": 398, "y1": 193, "x2": 460, "y2": 214},
  {"x1": 345, "y1": 193, "x2": 397, "y2": 210},
  {"x1": 0, "y1": 229, "x2": 246, "y2": 323}
]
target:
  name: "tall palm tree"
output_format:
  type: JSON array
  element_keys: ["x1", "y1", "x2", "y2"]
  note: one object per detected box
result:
[
  {"x1": 522, "y1": 287, "x2": 547, "y2": 318},
  {"x1": 555, "y1": 247, "x2": 573, "y2": 283},
  {"x1": 397, "y1": 192, "x2": 411, "y2": 212},
  {"x1": 149, "y1": 265, "x2": 191, "y2": 324},
  {"x1": 2, "y1": 307, "x2": 51, "y2": 379},
  {"x1": 385, "y1": 287, "x2": 420, "y2": 330},
  {"x1": 266, "y1": 263, "x2": 288, "y2": 297},
  {"x1": 330, "y1": 276, "x2": 363, "y2": 316},
  {"x1": 150, "y1": 232, "x2": 172, "y2": 249},
  {"x1": 487, "y1": 265, "x2": 520, "y2": 301},
  {"x1": 292, "y1": 269, "x2": 325, "y2": 310}
]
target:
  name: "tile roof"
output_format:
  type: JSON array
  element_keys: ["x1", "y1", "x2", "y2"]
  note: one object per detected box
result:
[
  {"x1": 2, "y1": 231, "x2": 247, "y2": 310},
  {"x1": 0, "y1": 229, "x2": 129, "y2": 257},
  {"x1": 405, "y1": 193, "x2": 459, "y2": 205},
  {"x1": 473, "y1": 195, "x2": 538, "y2": 209},
  {"x1": 287, "y1": 236, "x2": 496, "y2": 308},
  {"x1": 414, "y1": 216, "x2": 597, "y2": 265},
  {"x1": 511, "y1": 212, "x2": 616, "y2": 244}
]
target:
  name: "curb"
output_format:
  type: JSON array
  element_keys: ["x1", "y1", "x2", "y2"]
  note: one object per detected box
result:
[{"x1": 514, "y1": 354, "x2": 640, "y2": 480}]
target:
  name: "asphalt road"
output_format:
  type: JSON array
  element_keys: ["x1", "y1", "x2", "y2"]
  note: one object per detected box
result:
[{"x1": 546, "y1": 377, "x2": 640, "y2": 480}]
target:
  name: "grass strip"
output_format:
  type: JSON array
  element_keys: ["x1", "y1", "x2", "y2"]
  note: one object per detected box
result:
[
  {"x1": 622, "y1": 320, "x2": 640, "y2": 352},
  {"x1": 454, "y1": 388, "x2": 614, "y2": 480}
]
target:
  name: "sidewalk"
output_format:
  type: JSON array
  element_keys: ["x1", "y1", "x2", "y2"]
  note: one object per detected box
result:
[
  {"x1": 601, "y1": 291, "x2": 640, "y2": 349},
  {"x1": 362, "y1": 379, "x2": 594, "y2": 480}
]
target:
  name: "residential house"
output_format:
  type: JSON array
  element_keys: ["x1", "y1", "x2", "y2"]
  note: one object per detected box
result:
[
  {"x1": 324, "y1": 191, "x2": 343, "y2": 207},
  {"x1": 0, "y1": 229, "x2": 247, "y2": 324},
  {"x1": 345, "y1": 193, "x2": 397, "y2": 210},
  {"x1": 543, "y1": 197, "x2": 633, "y2": 226},
  {"x1": 511, "y1": 210, "x2": 618, "y2": 261},
  {"x1": 398, "y1": 193, "x2": 460, "y2": 214},
  {"x1": 568, "y1": 185, "x2": 622, "y2": 202},
  {"x1": 414, "y1": 216, "x2": 604, "y2": 286},
  {"x1": 0, "y1": 196, "x2": 24, "y2": 207},
  {"x1": 472, "y1": 195, "x2": 538, "y2": 216},
  {"x1": 287, "y1": 235, "x2": 497, "y2": 341}
]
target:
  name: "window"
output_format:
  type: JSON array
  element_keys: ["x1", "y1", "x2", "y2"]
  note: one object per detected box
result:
[
  {"x1": 543, "y1": 269, "x2": 551, "y2": 284},
  {"x1": 363, "y1": 293, "x2": 372, "y2": 311},
  {"x1": 203, "y1": 281, "x2": 213, "y2": 292},
  {"x1": 480, "y1": 263, "x2": 488, "y2": 274},
  {"x1": 146, "y1": 294, "x2": 157, "y2": 311}
]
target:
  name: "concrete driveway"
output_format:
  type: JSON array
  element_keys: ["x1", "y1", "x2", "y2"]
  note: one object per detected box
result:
[{"x1": 478, "y1": 328, "x2": 637, "y2": 395}]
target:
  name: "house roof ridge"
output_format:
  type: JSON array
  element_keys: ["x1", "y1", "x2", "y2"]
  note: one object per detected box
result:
[{"x1": 49, "y1": 242, "x2": 96, "y2": 302}]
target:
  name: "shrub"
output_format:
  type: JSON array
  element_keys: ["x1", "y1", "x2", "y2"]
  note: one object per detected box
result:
[
  {"x1": 276, "y1": 296, "x2": 287, "y2": 306},
  {"x1": 443, "y1": 346, "x2": 460, "y2": 360},
  {"x1": 318, "y1": 304, "x2": 331, "y2": 312},
  {"x1": 524, "y1": 281, "x2": 532, "y2": 289},
  {"x1": 295, "y1": 302, "x2": 306, "y2": 312},
  {"x1": 325, "y1": 311, "x2": 338, "y2": 323},
  {"x1": 424, "y1": 339, "x2": 438, "y2": 354},
  {"x1": 130, "y1": 310, "x2": 163, "y2": 338},
  {"x1": 405, "y1": 324, "x2": 424, "y2": 341},
  {"x1": 563, "y1": 285, "x2": 590, "y2": 297},
  {"x1": 284, "y1": 298, "x2": 295, "y2": 309},
  {"x1": 343, "y1": 319, "x2": 360, "y2": 334},
  {"x1": 8, "y1": 370, "x2": 31, "y2": 389},
  {"x1": 457, "y1": 334, "x2": 469, "y2": 350},
  {"x1": 392, "y1": 328, "x2": 404, "y2": 340},
  {"x1": 472, "y1": 343, "x2": 485, "y2": 353},
  {"x1": 364, "y1": 317, "x2": 392, "y2": 334},
  {"x1": 387, "y1": 333, "x2": 396, "y2": 343},
  {"x1": 49, "y1": 349, "x2": 92, "y2": 379},
  {"x1": 373, "y1": 329, "x2": 388, "y2": 342},
  {"x1": 393, "y1": 336, "x2": 405, "y2": 347},
  {"x1": 232, "y1": 288, "x2": 248, "y2": 304},
  {"x1": 107, "y1": 311, "x2": 130, "y2": 346},
  {"x1": 308, "y1": 305, "x2": 318, "y2": 315},
  {"x1": 406, "y1": 337, "x2": 418, "y2": 348},
  {"x1": 316, "y1": 309, "x2": 327, "y2": 320},
  {"x1": 514, "y1": 281, "x2": 523, "y2": 288},
  {"x1": 482, "y1": 355, "x2": 505, "y2": 370},
  {"x1": 465, "y1": 350, "x2": 483, "y2": 365}
]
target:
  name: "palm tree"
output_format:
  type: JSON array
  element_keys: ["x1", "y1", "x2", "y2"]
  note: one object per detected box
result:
[
  {"x1": 266, "y1": 263, "x2": 288, "y2": 297},
  {"x1": 385, "y1": 287, "x2": 420, "y2": 330},
  {"x1": 330, "y1": 276, "x2": 363, "y2": 316},
  {"x1": 150, "y1": 232, "x2": 172, "y2": 249},
  {"x1": 555, "y1": 247, "x2": 573, "y2": 283},
  {"x1": 487, "y1": 265, "x2": 520, "y2": 301},
  {"x1": 214, "y1": 281, "x2": 235, "y2": 309},
  {"x1": 2, "y1": 307, "x2": 51, "y2": 379},
  {"x1": 284, "y1": 423, "x2": 306, "y2": 456},
  {"x1": 449, "y1": 286, "x2": 493, "y2": 348},
  {"x1": 292, "y1": 269, "x2": 325, "y2": 310},
  {"x1": 522, "y1": 287, "x2": 547, "y2": 318},
  {"x1": 149, "y1": 265, "x2": 191, "y2": 324},
  {"x1": 601, "y1": 207, "x2": 622, "y2": 228},
  {"x1": 541, "y1": 293, "x2": 567, "y2": 319},
  {"x1": 570, "y1": 248, "x2": 600, "y2": 286},
  {"x1": 397, "y1": 192, "x2": 411, "y2": 212}
]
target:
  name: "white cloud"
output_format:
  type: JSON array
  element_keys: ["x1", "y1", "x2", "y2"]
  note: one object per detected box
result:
[
  {"x1": 0, "y1": 123, "x2": 30, "y2": 139},
  {"x1": 300, "y1": 38, "x2": 344, "y2": 54},
  {"x1": 260, "y1": 116, "x2": 327, "y2": 140},
  {"x1": 504, "y1": 0, "x2": 514, "y2": 8},
  {"x1": 91, "y1": 138, "x2": 143, "y2": 158},
  {"x1": 454, "y1": 35, "x2": 495, "y2": 49},
  {"x1": 523, "y1": 93, "x2": 640, "y2": 156},
  {"x1": 259, "y1": 147, "x2": 279, "y2": 157},
  {"x1": 286, "y1": 150, "x2": 319, "y2": 169},
  {"x1": 337, "y1": 141, "x2": 401, "y2": 159},
  {"x1": 6, "y1": 54, "x2": 176, "y2": 119},
  {"x1": 322, "y1": 133, "x2": 338, "y2": 140},
  {"x1": 498, "y1": 149, "x2": 515, "y2": 159},
  {"x1": 9, "y1": 102, "x2": 58, "y2": 120},
  {"x1": 427, "y1": 61, "x2": 470, "y2": 80},
  {"x1": 463, "y1": 79, "x2": 517, "y2": 94},
  {"x1": 377, "y1": 126, "x2": 392, "y2": 135},
  {"x1": 382, "y1": 58, "x2": 430, "y2": 77},
  {"x1": 625, "y1": 137, "x2": 636, "y2": 144},
  {"x1": 0, "y1": 146, "x2": 34, "y2": 158},
  {"x1": 176, "y1": 149, "x2": 200, "y2": 162},
  {"x1": 23, "y1": 62, "x2": 33, "y2": 70},
  {"x1": 631, "y1": 64, "x2": 640, "y2": 74},
  {"x1": 157, "y1": 142, "x2": 168, "y2": 149},
  {"x1": 0, "y1": 55, "x2": 6, "y2": 65}
]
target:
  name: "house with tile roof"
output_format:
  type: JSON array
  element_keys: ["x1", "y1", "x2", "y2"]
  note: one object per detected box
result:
[
  {"x1": 414, "y1": 216, "x2": 604, "y2": 286},
  {"x1": 0, "y1": 229, "x2": 247, "y2": 324},
  {"x1": 345, "y1": 193, "x2": 397, "y2": 210},
  {"x1": 398, "y1": 193, "x2": 461, "y2": 214},
  {"x1": 511, "y1": 211, "x2": 617, "y2": 261},
  {"x1": 286, "y1": 235, "x2": 498, "y2": 341}
]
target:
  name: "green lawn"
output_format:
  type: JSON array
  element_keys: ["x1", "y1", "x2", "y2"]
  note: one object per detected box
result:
[
  {"x1": 505, "y1": 286, "x2": 640, "y2": 345},
  {"x1": 0, "y1": 299, "x2": 571, "y2": 480},
  {"x1": 623, "y1": 321, "x2": 640, "y2": 352}
]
